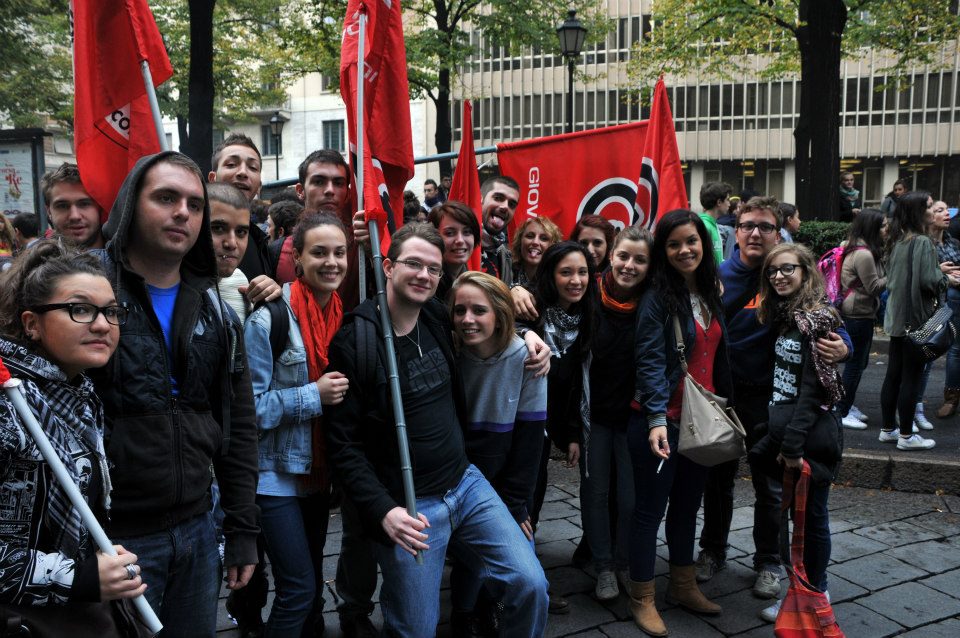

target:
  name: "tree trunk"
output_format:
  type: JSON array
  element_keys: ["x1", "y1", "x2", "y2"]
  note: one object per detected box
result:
[
  {"x1": 176, "y1": 116, "x2": 188, "y2": 153},
  {"x1": 181, "y1": 0, "x2": 216, "y2": 175},
  {"x1": 794, "y1": 0, "x2": 846, "y2": 221},
  {"x1": 434, "y1": 67, "x2": 453, "y2": 176}
]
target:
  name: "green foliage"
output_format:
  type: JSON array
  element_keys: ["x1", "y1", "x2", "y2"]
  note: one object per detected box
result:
[{"x1": 794, "y1": 221, "x2": 850, "y2": 258}]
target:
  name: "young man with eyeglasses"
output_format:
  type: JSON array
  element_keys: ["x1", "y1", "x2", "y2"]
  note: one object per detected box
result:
[
  {"x1": 695, "y1": 196, "x2": 851, "y2": 603},
  {"x1": 325, "y1": 222, "x2": 550, "y2": 637},
  {"x1": 88, "y1": 152, "x2": 260, "y2": 636}
]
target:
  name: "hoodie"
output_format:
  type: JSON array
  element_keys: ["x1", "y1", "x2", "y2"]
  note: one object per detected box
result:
[
  {"x1": 720, "y1": 248, "x2": 776, "y2": 387},
  {"x1": 89, "y1": 152, "x2": 259, "y2": 568}
]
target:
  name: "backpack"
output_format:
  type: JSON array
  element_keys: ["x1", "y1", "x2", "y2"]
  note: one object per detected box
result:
[{"x1": 818, "y1": 245, "x2": 865, "y2": 307}]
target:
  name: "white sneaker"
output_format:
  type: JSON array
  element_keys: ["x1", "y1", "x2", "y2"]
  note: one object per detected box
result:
[
  {"x1": 841, "y1": 415, "x2": 868, "y2": 430},
  {"x1": 849, "y1": 405, "x2": 869, "y2": 422},
  {"x1": 878, "y1": 429, "x2": 899, "y2": 443},
  {"x1": 914, "y1": 404, "x2": 934, "y2": 430},
  {"x1": 758, "y1": 598, "x2": 782, "y2": 623},
  {"x1": 897, "y1": 434, "x2": 936, "y2": 450},
  {"x1": 595, "y1": 570, "x2": 619, "y2": 601}
]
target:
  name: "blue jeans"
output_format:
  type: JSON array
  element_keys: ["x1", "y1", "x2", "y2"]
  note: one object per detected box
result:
[
  {"x1": 946, "y1": 298, "x2": 960, "y2": 388},
  {"x1": 375, "y1": 465, "x2": 548, "y2": 638},
  {"x1": 113, "y1": 513, "x2": 221, "y2": 637},
  {"x1": 838, "y1": 317, "x2": 874, "y2": 417},
  {"x1": 628, "y1": 415, "x2": 708, "y2": 581},
  {"x1": 581, "y1": 422, "x2": 634, "y2": 572},
  {"x1": 258, "y1": 491, "x2": 329, "y2": 638}
]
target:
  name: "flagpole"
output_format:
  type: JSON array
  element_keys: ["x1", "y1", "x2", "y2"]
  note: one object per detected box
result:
[
  {"x1": 140, "y1": 60, "x2": 169, "y2": 152},
  {"x1": 2, "y1": 376, "x2": 163, "y2": 635},
  {"x1": 353, "y1": 6, "x2": 422, "y2": 565}
]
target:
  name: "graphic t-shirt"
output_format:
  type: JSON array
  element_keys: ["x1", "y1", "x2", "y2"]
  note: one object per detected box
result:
[
  {"x1": 147, "y1": 283, "x2": 180, "y2": 394},
  {"x1": 771, "y1": 327, "x2": 803, "y2": 404}
]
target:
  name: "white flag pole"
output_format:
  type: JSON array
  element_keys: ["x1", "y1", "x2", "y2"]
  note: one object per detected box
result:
[
  {"x1": 356, "y1": 11, "x2": 367, "y2": 301},
  {"x1": 140, "y1": 60, "x2": 169, "y2": 152}
]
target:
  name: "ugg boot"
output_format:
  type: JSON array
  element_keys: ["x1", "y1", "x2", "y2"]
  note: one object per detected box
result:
[
  {"x1": 628, "y1": 579, "x2": 668, "y2": 636},
  {"x1": 665, "y1": 564, "x2": 722, "y2": 615},
  {"x1": 936, "y1": 388, "x2": 960, "y2": 418}
]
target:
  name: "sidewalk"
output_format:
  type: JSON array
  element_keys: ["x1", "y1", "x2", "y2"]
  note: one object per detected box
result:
[{"x1": 215, "y1": 463, "x2": 960, "y2": 637}]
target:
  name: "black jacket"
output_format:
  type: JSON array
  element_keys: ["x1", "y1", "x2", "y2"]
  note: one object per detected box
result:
[
  {"x1": 89, "y1": 152, "x2": 259, "y2": 567},
  {"x1": 239, "y1": 223, "x2": 275, "y2": 280},
  {"x1": 324, "y1": 299, "x2": 468, "y2": 543}
]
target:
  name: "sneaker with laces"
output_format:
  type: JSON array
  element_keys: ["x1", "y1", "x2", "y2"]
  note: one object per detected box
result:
[
  {"x1": 897, "y1": 434, "x2": 936, "y2": 450},
  {"x1": 758, "y1": 597, "x2": 782, "y2": 623},
  {"x1": 878, "y1": 429, "x2": 899, "y2": 443},
  {"x1": 914, "y1": 406, "x2": 934, "y2": 430},
  {"x1": 695, "y1": 551, "x2": 724, "y2": 582},
  {"x1": 753, "y1": 568, "x2": 782, "y2": 599},
  {"x1": 841, "y1": 415, "x2": 868, "y2": 429},
  {"x1": 849, "y1": 405, "x2": 868, "y2": 422},
  {"x1": 595, "y1": 570, "x2": 619, "y2": 601}
]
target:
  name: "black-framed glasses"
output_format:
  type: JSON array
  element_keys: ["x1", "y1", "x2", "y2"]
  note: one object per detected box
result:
[
  {"x1": 29, "y1": 302, "x2": 130, "y2": 326},
  {"x1": 766, "y1": 263, "x2": 802, "y2": 279},
  {"x1": 394, "y1": 259, "x2": 444, "y2": 278},
  {"x1": 737, "y1": 221, "x2": 778, "y2": 235}
]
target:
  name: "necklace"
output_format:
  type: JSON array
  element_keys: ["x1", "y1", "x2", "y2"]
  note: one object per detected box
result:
[{"x1": 395, "y1": 321, "x2": 422, "y2": 358}]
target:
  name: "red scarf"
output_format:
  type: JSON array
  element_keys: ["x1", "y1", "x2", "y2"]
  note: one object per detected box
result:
[{"x1": 289, "y1": 278, "x2": 344, "y2": 491}]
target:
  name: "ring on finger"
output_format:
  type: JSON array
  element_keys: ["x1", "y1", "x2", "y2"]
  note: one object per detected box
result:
[{"x1": 125, "y1": 564, "x2": 138, "y2": 580}]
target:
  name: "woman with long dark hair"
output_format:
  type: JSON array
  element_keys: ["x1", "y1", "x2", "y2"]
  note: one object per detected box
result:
[
  {"x1": 627, "y1": 210, "x2": 730, "y2": 636},
  {"x1": 879, "y1": 191, "x2": 957, "y2": 451},
  {"x1": 837, "y1": 209, "x2": 887, "y2": 429},
  {"x1": 571, "y1": 214, "x2": 616, "y2": 272}
]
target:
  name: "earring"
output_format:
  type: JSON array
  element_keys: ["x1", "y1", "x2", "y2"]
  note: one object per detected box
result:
[{"x1": 294, "y1": 262, "x2": 304, "y2": 278}]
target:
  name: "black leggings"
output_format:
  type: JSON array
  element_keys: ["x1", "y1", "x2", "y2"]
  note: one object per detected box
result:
[{"x1": 880, "y1": 336, "x2": 926, "y2": 435}]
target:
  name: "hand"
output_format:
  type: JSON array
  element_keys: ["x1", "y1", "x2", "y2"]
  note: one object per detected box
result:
[
  {"x1": 853, "y1": 208, "x2": 861, "y2": 216},
  {"x1": 226, "y1": 564, "x2": 256, "y2": 590},
  {"x1": 522, "y1": 331, "x2": 551, "y2": 377},
  {"x1": 241, "y1": 275, "x2": 282, "y2": 305},
  {"x1": 511, "y1": 287, "x2": 539, "y2": 321},
  {"x1": 352, "y1": 210, "x2": 371, "y2": 247},
  {"x1": 648, "y1": 426, "x2": 670, "y2": 460},
  {"x1": 317, "y1": 371, "x2": 349, "y2": 404},
  {"x1": 949, "y1": 274, "x2": 960, "y2": 288},
  {"x1": 939, "y1": 262, "x2": 959, "y2": 274},
  {"x1": 519, "y1": 517, "x2": 534, "y2": 541},
  {"x1": 381, "y1": 507, "x2": 431, "y2": 557},
  {"x1": 565, "y1": 442, "x2": 580, "y2": 468},
  {"x1": 777, "y1": 453, "x2": 803, "y2": 470},
  {"x1": 97, "y1": 545, "x2": 147, "y2": 601},
  {"x1": 815, "y1": 332, "x2": 847, "y2": 365}
]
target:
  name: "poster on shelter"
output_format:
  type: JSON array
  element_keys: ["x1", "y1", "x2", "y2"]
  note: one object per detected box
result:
[{"x1": 0, "y1": 143, "x2": 35, "y2": 217}]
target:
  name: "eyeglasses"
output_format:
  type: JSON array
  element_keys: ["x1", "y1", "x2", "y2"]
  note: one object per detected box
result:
[
  {"x1": 766, "y1": 263, "x2": 802, "y2": 279},
  {"x1": 394, "y1": 259, "x2": 443, "y2": 278},
  {"x1": 737, "y1": 222, "x2": 778, "y2": 235},
  {"x1": 29, "y1": 302, "x2": 130, "y2": 326}
]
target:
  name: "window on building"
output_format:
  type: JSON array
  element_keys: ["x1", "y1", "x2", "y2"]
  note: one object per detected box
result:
[
  {"x1": 260, "y1": 125, "x2": 282, "y2": 156},
  {"x1": 323, "y1": 120, "x2": 345, "y2": 153}
]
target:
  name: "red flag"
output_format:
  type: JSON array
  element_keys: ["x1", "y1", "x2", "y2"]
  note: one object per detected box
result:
[
  {"x1": 448, "y1": 102, "x2": 483, "y2": 271},
  {"x1": 637, "y1": 78, "x2": 688, "y2": 225},
  {"x1": 340, "y1": 0, "x2": 415, "y2": 255},
  {"x1": 73, "y1": 0, "x2": 173, "y2": 220}
]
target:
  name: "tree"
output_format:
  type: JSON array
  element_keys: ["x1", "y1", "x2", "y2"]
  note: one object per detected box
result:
[
  {"x1": 0, "y1": 0, "x2": 72, "y2": 128},
  {"x1": 628, "y1": 0, "x2": 960, "y2": 219}
]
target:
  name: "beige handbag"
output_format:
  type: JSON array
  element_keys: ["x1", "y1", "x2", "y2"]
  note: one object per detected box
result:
[{"x1": 672, "y1": 316, "x2": 747, "y2": 467}]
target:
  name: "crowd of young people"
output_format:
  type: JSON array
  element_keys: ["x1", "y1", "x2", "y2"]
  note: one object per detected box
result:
[{"x1": 2, "y1": 138, "x2": 913, "y2": 637}]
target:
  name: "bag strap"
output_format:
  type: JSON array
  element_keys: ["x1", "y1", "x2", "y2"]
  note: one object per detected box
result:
[
  {"x1": 780, "y1": 460, "x2": 813, "y2": 584},
  {"x1": 905, "y1": 239, "x2": 916, "y2": 330},
  {"x1": 672, "y1": 315, "x2": 688, "y2": 374}
]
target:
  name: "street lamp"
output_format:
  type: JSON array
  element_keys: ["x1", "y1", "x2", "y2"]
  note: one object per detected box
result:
[
  {"x1": 556, "y1": 9, "x2": 587, "y2": 134},
  {"x1": 269, "y1": 111, "x2": 285, "y2": 180}
]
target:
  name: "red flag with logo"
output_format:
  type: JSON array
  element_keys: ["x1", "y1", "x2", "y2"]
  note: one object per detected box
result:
[
  {"x1": 340, "y1": 0, "x2": 415, "y2": 255},
  {"x1": 448, "y1": 101, "x2": 483, "y2": 271},
  {"x1": 73, "y1": 0, "x2": 173, "y2": 220},
  {"x1": 497, "y1": 80, "x2": 687, "y2": 238}
]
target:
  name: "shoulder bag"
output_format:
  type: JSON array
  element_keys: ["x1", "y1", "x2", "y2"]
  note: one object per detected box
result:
[
  {"x1": 904, "y1": 239, "x2": 956, "y2": 362},
  {"x1": 672, "y1": 316, "x2": 747, "y2": 467}
]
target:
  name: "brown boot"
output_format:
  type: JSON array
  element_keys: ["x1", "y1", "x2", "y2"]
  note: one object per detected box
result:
[
  {"x1": 628, "y1": 579, "x2": 668, "y2": 636},
  {"x1": 936, "y1": 388, "x2": 960, "y2": 418},
  {"x1": 666, "y1": 564, "x2": 722, "y2": 615}
]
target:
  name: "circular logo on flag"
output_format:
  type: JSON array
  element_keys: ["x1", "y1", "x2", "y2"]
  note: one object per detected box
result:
[{"x1": 576, "y1": 178, "x2": 641, "y2": 230}]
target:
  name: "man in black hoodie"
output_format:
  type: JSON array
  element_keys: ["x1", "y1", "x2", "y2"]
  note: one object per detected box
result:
[{"x1": 89, "y1": 152, "x2": 260, "y2": 635}]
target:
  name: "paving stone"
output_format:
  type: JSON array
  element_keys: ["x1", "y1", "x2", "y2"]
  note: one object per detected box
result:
[
  {"x1": 858, "y1": 582, "x2": 960, "y2": 628},
  {"x1": 898, "y1": 617, "x2": 960, "y2": 637},
  {"x1": 544, "y1": 593, "x2": 618, "y2": 637},
  {"x1": 729, "y1": 505, "x2": 755, "y2": 531},
  {"x1": 698, "y1": 559, "x2": 757, "y2": 600},
  {"x1": 658, "y1": 607, "x2": 728, "y2": 636},
  {"x1": 828, "y1": 553, "x2": 927, "y2": 591},
  {"x1": 536, "y1": 539, "x2": 578, "y2": 569},
  {"x1": 727, "y1": 526, "x2": 757, "y2": 556},
  {"x1": 543, "y1": 485, "x2": 575, "y2": 503},
  {"x1": 829, "y1": 517, "x2": 858, "y2": 533},
  {"x1": 324, "y1": 530, "x2": 343, "y2": 556},
  {"x1": 566, "y1": 630, "x2": 606, "y2": 638},
  {"x1": 907, "y1": 511, "x2": 960, "y2": 536},
  {"x1": 828, "y1": 531, "x2": 888, "y2": 563},
  {"x1": 885, "y1": 538, "x2": 960, "y2": 573},
  {"x1": 831, "y1": 602, "x2": 904, "y2": 638},
  {"x1": 539, "y1": 498, "x2": 582, "y2": 521},
  {"x1": 852, "y1": 520, "x2": 941, "y2": 546},
  {"x1": 919, "y1": 567, "x2": 960, "y2": 596},
  {"x1": 546, "y1": 565, "x2": 596, "y2": 596},
  {"x1": 535, "y1": 518, "x2": 584, "y2": 544},
  {"x1": 699, "y1": 588, "x2": 769, "y2": 635},
  {"x1": 826, "y1": 573, "x2": 869, "y2": 603}
]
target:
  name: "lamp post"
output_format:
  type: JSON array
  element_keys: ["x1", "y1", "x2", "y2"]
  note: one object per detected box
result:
[
  {"x1": 269, "y1": 111, "x2": 285, "y2": 180},
  {"x1": 556, "y1": 9, "x2": 587, "y2": 134}
]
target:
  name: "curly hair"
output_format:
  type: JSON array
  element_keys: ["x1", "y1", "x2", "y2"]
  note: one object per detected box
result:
[{"x1": 757, "y1": 243, "x2": 837, "y2": 328}]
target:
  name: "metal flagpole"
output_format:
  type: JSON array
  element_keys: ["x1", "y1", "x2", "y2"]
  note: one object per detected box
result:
[
  {"x1": 354, "y1": 6, "x2": 422, "y2": 565},
  {"x1": 1, "y1": 375, "x2": 163, "y2": 635},
  {"x1": 140, "y1": 60, "x2": 169, "y2": 152},
  {"x1": 356, "y1": 10, "x2": 367, "y2": 302}
]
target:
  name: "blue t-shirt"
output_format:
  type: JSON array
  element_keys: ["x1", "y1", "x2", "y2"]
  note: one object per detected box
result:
[{"x1": 147, "y1": 283, "x2": 180, "y2": 394}]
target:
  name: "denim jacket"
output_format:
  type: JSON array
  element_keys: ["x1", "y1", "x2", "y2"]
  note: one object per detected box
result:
[
  {"x1": 633, "y1": 286, "x2": 734, "y2": 428},
  {"x1": 244, "y1": 284, "x2": 323, "y2": 473}
]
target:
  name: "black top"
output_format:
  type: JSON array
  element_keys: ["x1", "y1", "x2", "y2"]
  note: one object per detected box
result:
[
  {"x1": 239, "y1": 223, "x2": 276, "y2": 280},
  {"x1": 589, "y1": 300, "x2": 638, "y2": 427}
]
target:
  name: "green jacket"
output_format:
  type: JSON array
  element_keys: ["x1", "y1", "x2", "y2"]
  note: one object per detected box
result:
[{"x1": 883, "y1": 235, "x2": 947, "y2": 337}]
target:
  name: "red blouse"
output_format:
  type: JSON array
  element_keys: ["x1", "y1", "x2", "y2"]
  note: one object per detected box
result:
[{"x1": 666, "y1": 315, "x2": 721, "y2": 421}]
